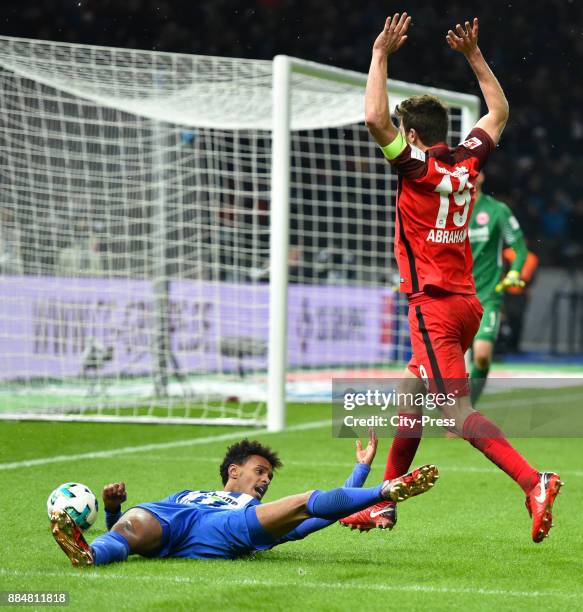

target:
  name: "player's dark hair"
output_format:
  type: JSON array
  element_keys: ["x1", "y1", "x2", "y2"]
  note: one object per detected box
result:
[
  {"x1": 395, "y1": 95, "x2": 448, "y2": 146},
  {"x1": 220, "y1": 439, "x2": 283, "y2": 485}
]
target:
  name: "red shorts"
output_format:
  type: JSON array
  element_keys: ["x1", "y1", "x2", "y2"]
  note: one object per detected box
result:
[{"x1": 407, "y1": 290, "x2": 483, "y2": 397}]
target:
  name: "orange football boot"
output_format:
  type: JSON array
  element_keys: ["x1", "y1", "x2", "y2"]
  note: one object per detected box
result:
[
  {"x1": 340, "y1": 464, "x2": 438, "y2": 531},
  {"x1": 525, "y1": 472, "x2": 563, "y2": 543}
]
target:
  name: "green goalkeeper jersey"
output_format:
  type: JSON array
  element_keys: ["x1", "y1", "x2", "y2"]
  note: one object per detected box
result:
[{"x1": 469, "y1": 193, "x2": 527, "y2": 304}]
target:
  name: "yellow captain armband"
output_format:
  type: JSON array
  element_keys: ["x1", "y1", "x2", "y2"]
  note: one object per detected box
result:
[{"x1": 380, "y1": 132, "x2": 407, "y2": 160}]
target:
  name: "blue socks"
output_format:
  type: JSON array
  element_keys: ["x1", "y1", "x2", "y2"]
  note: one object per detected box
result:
[
  {"x1": 91, "y1": 531, "x2": 131, "y2": 566},
  {"x1": 306, "y1": 485, "x2": 384, "y2": 521}
]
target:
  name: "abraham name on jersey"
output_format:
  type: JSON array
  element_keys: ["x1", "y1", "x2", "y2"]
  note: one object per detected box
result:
[{"x1": 427, "y1": 228, "x2": 468, "y2": 244}]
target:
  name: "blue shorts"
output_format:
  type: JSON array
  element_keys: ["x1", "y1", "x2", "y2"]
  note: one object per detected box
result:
[{"x1": 135, "y1": 502, "x2": 275, "y2": 560}]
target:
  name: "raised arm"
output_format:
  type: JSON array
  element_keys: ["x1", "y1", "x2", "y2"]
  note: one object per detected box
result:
[
  {"x1": 365, "y1": 12, "x2": 411, "y2": 147},
  {"x1": 446, "y1": 18, "x2": 509, "y2": 145},
  {"x1": 268, "y1": 431, "x2": 378, "y2": 546}
]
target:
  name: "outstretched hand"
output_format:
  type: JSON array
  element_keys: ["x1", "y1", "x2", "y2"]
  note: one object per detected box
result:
[
  {"x1": 495, "y1": 270, "x2": 525, "y2": 293},
  {"x1": 356, "y1": 428, "x2": 378, "y2": 466},
  {"x1": 102, "y1": 482, "x2": 127, "y2": 512},
  {"x1": 372, "y1": 12, "x2": 411, "y2": 56},
  {"x1": 446, "y1": 18, "x2": 479, "y2": 55}
]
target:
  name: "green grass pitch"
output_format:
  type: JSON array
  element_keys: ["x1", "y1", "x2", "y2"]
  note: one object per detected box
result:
[{"x1": 1, "y1": 400, "x2": 582, "y2": 611}]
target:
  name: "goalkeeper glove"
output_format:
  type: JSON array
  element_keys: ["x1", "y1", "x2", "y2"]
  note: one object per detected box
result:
[{"x1": 495, "y1": 270, "x2": 525, "y2": 293}]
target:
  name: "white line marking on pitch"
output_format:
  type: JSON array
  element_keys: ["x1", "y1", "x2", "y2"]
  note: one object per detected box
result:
[
  {"x1": 0, "y1": 419, "x2": 330, "y2": 471},
  {"x1": 137, "y1": 455, "x2": 583, "y2": 478},
  {"x1": 2, "y1": 412, "x2": 581, "y2": 479},
  {"x1": 0, "y1": 569, "x2": 580, "y2": 600}
]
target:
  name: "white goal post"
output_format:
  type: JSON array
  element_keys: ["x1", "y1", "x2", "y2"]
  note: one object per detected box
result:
[
  {"x1": 0, "y1": 37, "x2": 480, "y2": 429},
  {"x1": 268, "y1": 56, "x2": 479, "y2": 431}
]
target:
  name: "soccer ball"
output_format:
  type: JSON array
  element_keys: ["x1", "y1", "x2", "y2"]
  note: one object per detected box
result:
[{"x1": 47, "y1": 482, "x2": 98, "y2": 531}]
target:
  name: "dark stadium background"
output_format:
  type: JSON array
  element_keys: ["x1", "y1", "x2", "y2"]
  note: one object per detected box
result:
[
  {"x1": 1, "y1": 0, "x2": 583, "y2": 268},
  {"x1": 0, "y1": 0, "x2": 583, "y2": 268},
  {"x1": 2, "y1": 0, "x2": 582, "y2": 354}
]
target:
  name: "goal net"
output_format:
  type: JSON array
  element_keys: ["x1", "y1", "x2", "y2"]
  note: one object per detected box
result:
[{"x1": 0, "y1": 37, "x2": 479, "y2": 427}]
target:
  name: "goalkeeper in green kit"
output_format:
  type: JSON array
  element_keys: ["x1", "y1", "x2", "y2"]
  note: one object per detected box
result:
[{"x1": 469, "y1": 171, "x2": 527, "y2": 405}]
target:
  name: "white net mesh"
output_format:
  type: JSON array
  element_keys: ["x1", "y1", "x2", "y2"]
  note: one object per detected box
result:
[
  {"x1": 0, "y1": 37, "x2": 476, "y2": 424},
  {"x1": 0, "y1": 38, "x2": 364, "y2": 130}
]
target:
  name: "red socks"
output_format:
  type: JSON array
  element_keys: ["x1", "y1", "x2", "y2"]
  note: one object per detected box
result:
[
  {"x1": 383, "y1": 410, "x2": 539, "y2": 495},
  {"x1": 462, "y1": 411, "x2": 538, "y2": 494},
  {"x1": 383, "y1": 412, "x2": 423, "y2": 480}
]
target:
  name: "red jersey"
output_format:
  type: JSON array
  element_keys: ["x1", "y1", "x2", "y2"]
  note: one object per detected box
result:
[{"x1": 387, "y1": 127, "x2": 494, "y2": 294}]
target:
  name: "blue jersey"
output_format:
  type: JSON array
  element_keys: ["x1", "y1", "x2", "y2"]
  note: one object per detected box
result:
[
  {"x1": 163, "y1": 489, "x2": 260, "y2": 510},
  {"x1": 134, "y1": 463, "x2": 371, "y2": 560}
]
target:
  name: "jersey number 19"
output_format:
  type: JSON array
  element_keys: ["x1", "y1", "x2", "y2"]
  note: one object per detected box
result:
[{"x1": 434, "y1": 174, "x2": 472, "y2": 229}]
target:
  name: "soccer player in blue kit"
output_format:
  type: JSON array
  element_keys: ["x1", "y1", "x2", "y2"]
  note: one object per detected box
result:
[{"x1": 50, "y1": 433, "x2": 438, "y2": 566}]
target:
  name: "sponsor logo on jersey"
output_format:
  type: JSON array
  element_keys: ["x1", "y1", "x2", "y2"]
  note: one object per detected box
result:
[
  {"x1": 476, "y1": 212, "x2": 490, "y2": 225},
  {"x1": 434, "y1": 162, "x2": 469, "y2": 178},
  {"x1": 177, "y1": 490, "x2": 254, "y2": 509},
  {"x1": 426, "y1": 228, "x2": 468, "y2": 244},
  {"x1": 468, "y1": 226, "x2": 489, "y2": 242},
  {"x1": 461, "y1": 136, "x2": 482, "y2": 150}
]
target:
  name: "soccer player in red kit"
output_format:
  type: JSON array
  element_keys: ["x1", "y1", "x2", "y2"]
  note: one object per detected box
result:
[{"x1": 339, "y1": 13, "x2": 562, "y2": 543}]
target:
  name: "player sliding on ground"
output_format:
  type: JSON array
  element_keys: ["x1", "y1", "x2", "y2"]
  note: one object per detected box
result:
[
  {"x1": 50, "y1": 433, "x2": 438, "y2": 566},
  {"x1": 339, "y1": 13, "x2": 562, "y2": 542}
]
